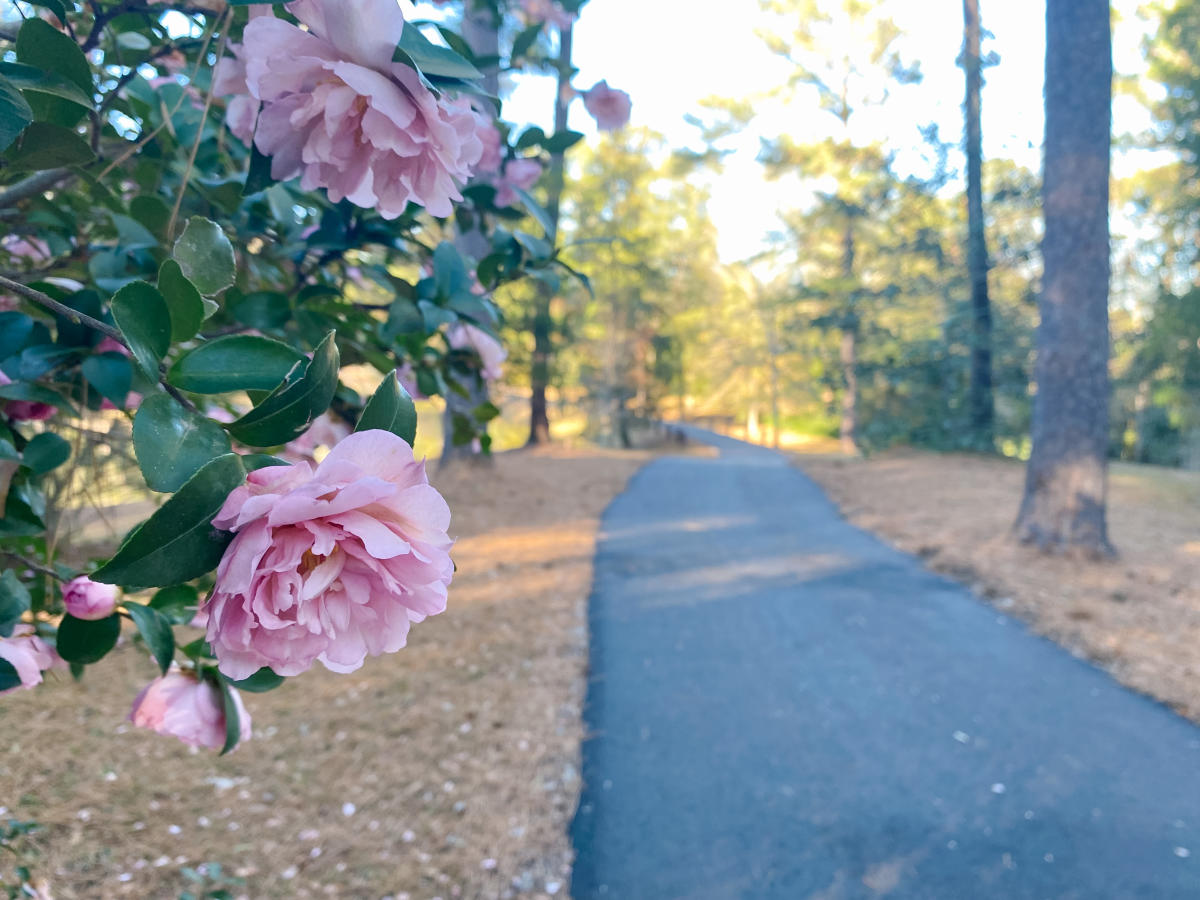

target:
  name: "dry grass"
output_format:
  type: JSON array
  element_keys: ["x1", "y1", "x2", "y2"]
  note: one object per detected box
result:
[
  {"x1": 798, "y1": 450, "x2": 1200, "y2": 721},
  {"x1": 1, "y1": 445, "x2": 648, "y2": 900}
]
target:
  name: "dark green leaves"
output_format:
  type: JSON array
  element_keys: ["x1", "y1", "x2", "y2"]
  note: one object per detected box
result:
[
  {"x1": 124, "y1": 602, "x2": 175, "y2": 675},
  {"x1": 82, "y1": 352, "x2": 133, "y2": 408},
  {"x1": 0, "y1": 74, "x2": 34, "y2": 152},
  {"x1": 357, "y1": 371, "x2": 417, "y2": 444},
  {"x1": 227, "y1": 332, "x2": 340, "y2": 447},
  {"x1": 22, "y1": 432, "x2": 70, "y2": 474},
  {"x1": 149, "y1": 584, "x2": 200, "y2": 625},
  {"x1": 168, "y1": 335, "x2": 305, "y2": 394},
  {"x1": 110, "y1": 282, "x2": 171, "y2": 381},
  {"x1": 394, "y1": 25, "x2": 482, "y2": 80},
  {"x1": 0, "y1": 62, "x2": 92, "y2": 109},
  {"x1": 133, "y1": 393, "x2": 233, "y2": 492},
  {"x1": 218, "y1": 677, "x2": 242, "y2": 755},
  {"x1": 173, "y1": 217, "x2": 236, "y2": 296},
  {"x1": 158, "y1": 260, "x2": 205, "y2": 343},
  {"x1": 15, "y1": 19, "x2": 92, "y2": 127},
  {"x1": 0, "y1": 659, "x2": 21, "y2": 692},
  {"x1": 5, "y1": 122, "x2": 95, "y2": 171},
  {"x1": 0, "y1": 570, "x2": 31, "y2": 638},
  {"x1": 91, "y1": 453, "x2": 247, "y2": 590},
  {"x1": 226, "y1": 667, "x2": 284, "y2": 693},
  {"x1": 56, "y1": 613, "x2": 121, "y2": 665}
]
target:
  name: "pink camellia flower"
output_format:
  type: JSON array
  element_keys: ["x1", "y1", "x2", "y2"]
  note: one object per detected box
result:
[
  {"x1": 0, "y1": 625, "x2": 61, "y2": 694},
  {"x1": 494, "y1": 157, "x2": 543, "y2": 208},
  {"x1": 1, "y1": 235, "x2": 50, "y2": 262},
  {"x1": 221, "y1": 0, "x2": 484, "y2": 219},
  {"x1": 0, "y1": 369, "x2": 55, "y2": 422},
  {"x1": 203, "y1": 430, "x2": 453, "y2": 680},
  {"x1": 129, "y1": 667, "x2": 252, "y2": 751},
  {"x1": 448, "y1": 322, "x2": 506, "y2": 382},
  {"x1": 61, "y1": 576, "x2": 119, "y2": 621},
  {"x1": 281, "y1": 411, "x2": 351, "y2": 464},
  {"x1": 474, "y1": 112, "x2": 504, "y2": 175},
  {"x1": 520, "y1": 0, "x2": 576, "y2": 29},
  {"x1": 582, "y1": 80, "x2": 632, "y2": 131},
  {"x1": 213, "y1": 44, "x2": 260, "y2": 145}
]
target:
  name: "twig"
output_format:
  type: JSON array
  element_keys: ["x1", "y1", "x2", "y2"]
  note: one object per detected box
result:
[
  {"x1": 0, "y1": 275, "x2": 125, "y2": 344},
  {"x1": 1, "y1": 551, "x2": 66, "y2": 584}
]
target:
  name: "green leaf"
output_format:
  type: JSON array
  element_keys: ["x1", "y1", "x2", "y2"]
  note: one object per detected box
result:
[
  {"x1": 133, "y1": 393, "x2": 233, "y2": 493},
  {"x1": 157, "y1": 260, "x2": 205, "y2": 343},
  {"x1": 243, "y1": 144, "x2": 276, "y2": 196},
  {"x1": 173, "y1": 217, "x2": 236, "y2": 296},
  {"x1": 82, "y1": 352, "x2": 133, "y2": 408},
  {"x1": 0, "y1": 570, "x2": 32, "y2": 638},
  {"x1": 56, "y1": 613, "x2": 121, "y2": 665},
  {"x1": 394, "y1": 25, "x2": 482, "y2": 80},
  {"x1": 541, "y1": 130, "x2": 585, "y2": 154},
  {"x1": 218, "y1": 677, "x2": 242, "y2": 755},
  {"x1": 0, "y1": 61, "x2": 93, "y2": 107},
  {"x1": 22, "y1": 432, "x2": 70, "y2": 474},
  {"x1": 168, "y1": 335, "x2": 306, "y2": 394},
  {"x1": 124, "y1": 602, "x2": 175, "y2": 676},
  {"x1": 149, "y1": 584, "x2": 200, "y2": 625},
  {"x1": 110, "y1": 281, "x2": 171, "y2": 381},
  {"x1": 513, "y1": 188, "x2": 556, "y2": 237},
  {"x1": 225, "y1": 667, "x2": 285, "y2": 693},
  {"x1": 0, "y1": 73, "x2": 33, "y2": 153},
  {"x1": 230, "y1": 291, "x2": 291, "y2": 331},
  {"x1": 511, "y1": 22, "x2": 543, "y2": 59},
  {"x1": 357, "y1": 371, "x2": 417, "y2": 444},
  {"x1": 227, "y1": 332, "x2": 340, "y2": 447},
  {"x1": 0, "y1": 380, "x2": 77, "y2": 418},
  {"x1": 433, "y1": 241, "x2": 469, "y2": 298},
  {"x1": 91, "y1": 453, "x2": 247, "y2": 590},
  {"x1": 516, "y1": 126, "x2": 546, "y2": 150},
  {"x1": 0, "y1": 658, "x2": 22, "y2": 692},
  {"x1": 15, "y1": 19, "x2": 92, "y2": 128},
  {"x1": 5, "y1": 121, "x2": 95, "y2": 171}
]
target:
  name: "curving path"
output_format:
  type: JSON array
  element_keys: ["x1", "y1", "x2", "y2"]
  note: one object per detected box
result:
[{"x1": 570, "y1": 430, "x2": 1200, "y2": 899}]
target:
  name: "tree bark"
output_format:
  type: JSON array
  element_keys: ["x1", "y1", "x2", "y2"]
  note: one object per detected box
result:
[
  {"x1": 839, "y1": 221, "x2": 859, "y2": 454},
  {"x1": 1014, "y1": 0, "x2": 1114, "y2": 556},
  {"x1": 963, "y1": 0, "x2": 994, "y2": 450},
  {"x1": 527, "y1": 23, "x2": 574, "y2": 446},
  {"x1": 442, "y1": 5, "x2": 501, "y2": 466}
]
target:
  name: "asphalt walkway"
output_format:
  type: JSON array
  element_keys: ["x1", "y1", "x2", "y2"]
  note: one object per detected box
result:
[{"x1": 570, "y1": 430, "x2": 1200, "y2": 899}]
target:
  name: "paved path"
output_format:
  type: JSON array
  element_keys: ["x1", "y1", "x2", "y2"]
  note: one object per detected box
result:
[{"x1": 570, "y1": 431, "x2": 1200, "y2": 899}]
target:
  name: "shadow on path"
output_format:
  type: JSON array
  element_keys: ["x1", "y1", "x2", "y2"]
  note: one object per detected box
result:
[{"x1": 570, "y1": 429, "x2": 1200, "y2": 899}]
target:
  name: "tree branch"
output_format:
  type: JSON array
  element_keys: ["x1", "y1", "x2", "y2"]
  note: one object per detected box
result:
[
  {"x1": 0, "y1": 275, "x2": 124, "y2": 344},
  {"x1": 0, "y1": 169, "x2": 74, "y2": 210}
]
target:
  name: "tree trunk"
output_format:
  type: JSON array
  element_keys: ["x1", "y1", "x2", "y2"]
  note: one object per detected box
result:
[
  {"x1": 1014, "y1": 0, "x2": 1113, "y2": 556},
  {"x1": 839, "y1": 323, "x2": 858, "y2": 455},
  {"x1": 527, "y1": 23, "x2": 574, "y2": 446},
  {"x1": 963, "y1": 0, "x2": 994, "y2": 450},
  {"x1": 839, "y1": 221, "x2": 859, "y2": 454},
  {"x1": 442, "y1": 5, "x2": 501, "y2": 466}
]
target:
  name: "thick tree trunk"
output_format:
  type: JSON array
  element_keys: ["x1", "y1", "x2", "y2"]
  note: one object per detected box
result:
[
  {"x1": 1014, "y1": 0, "x2": 1114, "y2": 556},
  {"x1": 527, "y1": 23, "x2": 574, "y2": 446},
  {"x1": 442, "y1": 6, "x2": 501, "y2": 466},
  {"x1": 963, "y1": 0, "x2": 994, "y2": 450},
  {"x1": 839, "y1": 221, "x2": 859, "y2": 454}
]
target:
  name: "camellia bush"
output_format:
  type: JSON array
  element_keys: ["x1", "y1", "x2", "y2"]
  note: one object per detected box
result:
[{"x1": 0, "y1": 0, "x2": 630, "y2": 764}]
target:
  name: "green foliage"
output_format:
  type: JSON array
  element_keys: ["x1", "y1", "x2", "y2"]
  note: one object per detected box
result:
[
  {"x1": 56, "y1": 613, "x2": 121, "y2": 665},
  {"x1": 133, "y1": 393, "x2": 233, "y2": 492},
  {"x1": 357, "y1": 371, "x2": 418, "y2": 444}
]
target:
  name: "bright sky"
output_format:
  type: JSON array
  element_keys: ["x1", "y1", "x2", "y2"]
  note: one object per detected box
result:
[{"x1": 478, "y1": 0, "x2": 1160, "y2": 262}]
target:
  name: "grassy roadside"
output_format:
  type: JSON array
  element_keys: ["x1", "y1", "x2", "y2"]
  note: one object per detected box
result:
[
  {"x1": 797, "y1": 449, "x2": 1200, "y2": 722},
  {"x1": 1, "y1": 446, "x2": 648, "y2": 900}
]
